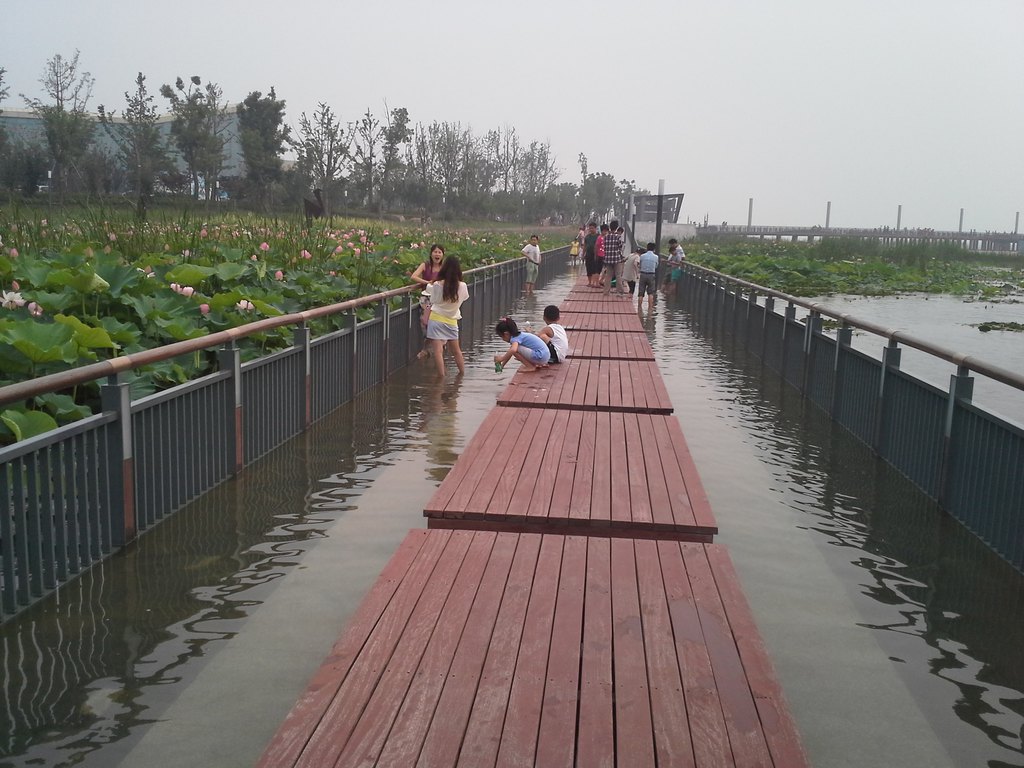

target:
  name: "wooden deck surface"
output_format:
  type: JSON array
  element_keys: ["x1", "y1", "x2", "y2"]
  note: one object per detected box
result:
[
  {"x1": 424, "y1": 407, "x2": 717, "y2": 540},
  {"x1": 570, "y1": 329, "x2": 656, "y2": 360},
  {"x1": 496, "y1": 357, "x2": 673, "y2": 414},
  {"x1": 560, "y1": 297, "x2": 639, "y2": 314},
  {"x1": 560, "y1": 309, "x2": 646, "y2": 332},
  {"x1": 257, "y1": 529, "x2": 808, "y2": 768}
]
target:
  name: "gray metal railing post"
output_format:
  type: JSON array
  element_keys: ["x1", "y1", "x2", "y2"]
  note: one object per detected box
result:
[
  {"x1": 350, "y1": 311, "x2": 359, "y2": 395},
  {"x1": 802, "y1": 312, "x2": 823, "y2": 395},
  {"x1": 293, "y1": 323, "x2": 312, "y2": 429},
  {"x1": 100, "y1": 374, "x2": 135, "y2": 545},
  {"x1": 875, "y1": 340, "x2": 902, "y2": 451},
  {"x1": 218, "y1": 343, "x2": 243, "y2": 474},
  {"x1": 379, "y1": 299, "x2": 390, "y2": 380},
  {"x1": 938, "y1": 365, "x2": 974, "y2": 506},
  {"x1": 760, "y1": 296, "x2": 775, "y2": 358},
  {"x1": 831, "y1": 326, "x2": 853, "y2": 418},
  {"x1": 780, "y1": 302, "x2": 797, "y2": 378}
]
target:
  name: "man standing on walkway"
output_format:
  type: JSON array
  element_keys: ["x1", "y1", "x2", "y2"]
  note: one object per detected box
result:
[
  {"x1": 602, "y1": 220, "x2": 625, "y2": 296},
  {"x1": 522, "y1": 234, "x2": 541, "y2": 296},
  {"x1": 637, "y1": 242, "x2": 659, "y2": 311},
  {"x1": 583, "y1": 221, "x2": 601, "y2": 287}
]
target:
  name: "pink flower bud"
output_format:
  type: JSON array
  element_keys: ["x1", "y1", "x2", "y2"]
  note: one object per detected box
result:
[
  {"x1": 383, "y1": 230, "x2": 390, "y2": 236},
  {"x1": 11, "y1": 281, "x2": 19, "y2": 291},
  {"x1": 359, "y1": 235, "x2": 367, "y2": 244},
  {"x1": 334, "y1": 245, "x2": 344, "y2": 254},
  {"x1": 199, "y1": 303, "x2": 210, "y2": 315},
  {"x1": 251, "y1": 254, "x2": 258, "y2": 261},
  {"x1": 170, "y1": 282, "x2": 181, "y2": 292},
  {"x1": 274, "y1": 270, "x2": 284, "y2": 280},
  {"x1": 236, "y1": 299, "x2": 255, "y2": 311},
  {"x1": 347, "y1": 242, "x2": 354, "y2": 248},
  {"x1": 108, "y1": 233, "x2": 117, "y2": 242},
  {"x1": 301, "y1": 249, "x2": 312, "y2": 260},
  {"x1": 9, "y1": 248, "x2": 18, "y2": 258},
  {"x1": 329, "y1": 270, "x2": 337, "y2": 277},
  {"x1": 180, "y1": 286, "x2": 195, "y2": 297},
  {"x1": 353, "y1": 248, "x2": 361, "y2": 257},
  {"x1": 259, "y1": 242, "x2": 270, "y2": 251},
  {"x1": 200, "y1": 228, "x2": 208, "y2": 237}
]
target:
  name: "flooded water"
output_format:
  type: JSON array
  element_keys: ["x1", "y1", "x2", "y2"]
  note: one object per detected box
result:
[{"x1": 1, "y1": 267, "x2": 1022, "y2": 767}]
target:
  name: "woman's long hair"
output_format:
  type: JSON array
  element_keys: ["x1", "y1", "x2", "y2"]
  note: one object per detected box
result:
[
  {"x1": 437, "y1": 256, "x2": 462, "y2": 302},
  {"x1": 424, "y1": 244, "x2": 444, "y2": 270}
]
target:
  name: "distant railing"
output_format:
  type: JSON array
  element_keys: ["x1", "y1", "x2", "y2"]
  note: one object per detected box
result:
[
  {"x1": 679, "y1": 262, "x2": 1024, "y2": 573},
  {"x1": 0, "y1": 247, "x2": 569, "y2": 622}
]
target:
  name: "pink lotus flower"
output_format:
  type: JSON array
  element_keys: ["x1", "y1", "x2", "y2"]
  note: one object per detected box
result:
[
  {"x1": 8, "y1": 248, "x2": 18, "y2": 258},
  {"x1": 199, "y1": 303, "x2": 210, "y2": 315},
  {"x1": 1, "y1": 290, "x2": 25, "y2": 310},
  {"x1": 301, "y1": 250, "x2": 312, "y2": 260},
  {"x1": 383, "y1": 230, "x2": 390, "y2": 236},
  {"x1": 170, "y1": 282, "x2": 181, "y2": 293},
  {"x1": 353, "y1": 248, "x2": 361, "y2": 256},
  {"x1": 250, "y1": 254, "x2": 258, "y2": 261},
  {"x1": 11, "y1": 281, "x2": 19, "y2": 291},
  {"x1": 180, "y1": 286, "x2": 195, "y2": 297},
  {"x1": 259, "y1": 242, "x2": 270, "y2": 251},
  {"x1": 274, "y1": 270, "x2": 284, "y2": 280},
  {"x1": 182, "y1": 249, "x2": 191, "y2": 258},
  {"x1": 347, "y1": 241, "x2": 354, "y2": 248},
  {"x1": 27, "y1": 301, "x2": 43, "y2": 317},
  {"x1": 359, "y1": 235, "x2": 367, "y2": 244},
  {"x1": 329, "y1": 270, "x2": 337, "y2": 277},
  {"x1": 200, "y1": 228, "x2": 208, "y2": 237},
  {"x1": 108, "y1": 233, "x2": 117, "y2": 242},
  {"x1": 236, "y1": 299, "x2": 255, "y2": 311},
  {"x1": 334, "y1": 245, "x2": 344, "y2": 254}
]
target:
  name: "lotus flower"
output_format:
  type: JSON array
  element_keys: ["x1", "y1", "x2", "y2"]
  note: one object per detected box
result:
[
  {"x1": 236, "y1": 299, "x2": 255, "y2": 311},
  {"x1": 1, "y1": 290, "x2": 25, "y2": 310},
  {"x1": 9, "y1": 248, "x2": 18, "y2": 258},
  {"x1": 27, "y1": 302, "x2": 43, "y2": 317},
  {"x1": 334, "y1": 245, "x2": 344, "y2": 254},
  {"x1": 108, "y1": 233, "x2": 117, "y2": 242},
  {"x1": 199, "y1": 303, "x2": 210, "y2": 315},
  {"x1": 274, "y1": 270, "x2": 284, "y2": 280},
  {"x1": 353, "y1": 248, "x2": 361, "y2": 257},
  {"x1": 170, "y1": 282, "x2": 181, "y2": 293},
  {"x1": 259, "y1": 242, "x2": 270, "y2": 251},
  {"x1": 180, "y1": 286, "x2": 195, "y2": 297},
  {"x1": 11, "y1": 281, "x2": 19, "y2": 291},
  {"x1": 301, "y1": 250, "x2": 312, "y2": 260}
]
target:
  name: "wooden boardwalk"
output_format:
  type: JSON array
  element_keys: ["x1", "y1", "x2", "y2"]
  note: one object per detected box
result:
[
  {"x1": 257, "y1": 275, "x2": 808, "y2": 767},
  {"x1": 496, "y1": 357, "x2": 673, "y2": 414},
  {"x1": 257, "y1": 529, "x2": 806, "y2": 768},
  {"x1": 424, "y1": 408, "x2": 716, "y2": 541}
]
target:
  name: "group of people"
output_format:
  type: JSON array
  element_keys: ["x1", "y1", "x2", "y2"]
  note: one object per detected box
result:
[
  {"x1": 574, "y1": 222, "x2": 687, "y2": 308},
  {"x1": 410, "y1": 244, "x2": 571, "y2": 379}
]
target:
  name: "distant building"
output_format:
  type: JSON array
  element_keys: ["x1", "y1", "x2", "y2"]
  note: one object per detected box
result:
[{"x1": 0, "y1": 106, "x2": 246, "y2": 180}]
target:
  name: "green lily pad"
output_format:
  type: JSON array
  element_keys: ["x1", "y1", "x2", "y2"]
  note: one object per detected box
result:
[{"x1": 1, "y1": 408, "x2": 58, "y2": 441}]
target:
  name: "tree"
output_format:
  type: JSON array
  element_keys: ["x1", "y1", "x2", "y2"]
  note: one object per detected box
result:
[
  {"x1": 351, "y1": 108, "x2": 383, "y2": 208},
  {"x1": 21, "y1": 50, "x2": 96, "y2": 201},
  {"x1": 294, "y1": 102, "x2": 349, "y2": 216},
  {"x1": 237, "y1": 87, "x2": 290, "y2": 210},
  {"x1": 159, "y1": 75, "x2": 229, "y2": 200},
  {"x1": 488, "y1": 126, "x2": 520, "y2": 193},
  {"x1": 379, "y1": 105, "x2": 411, "y2": 211},
  {"x1": 98, "y1": 73, "x2": 170, "y2": 219},
  {"x1": 406, "y1": 122, "x2": 436, "y2": 213},
  {"x1": 0, "y1": 67, "x2": 8, "y2": 158}
]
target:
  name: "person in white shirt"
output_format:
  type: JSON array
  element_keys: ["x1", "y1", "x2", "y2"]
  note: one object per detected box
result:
[
  {"x1": 536, "y1": 304, "x2": 570, "y2": 363},
  {"x1": 521, "y1": 234, "x2": 541, "y2": 296},
  {"x1": 426, "y1": 256, "x2": 470, "y2": 377}
]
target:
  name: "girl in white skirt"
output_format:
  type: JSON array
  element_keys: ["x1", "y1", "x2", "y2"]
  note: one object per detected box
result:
[{"x1": 426, "y1": 256, "x2": 469, "y2": 377}]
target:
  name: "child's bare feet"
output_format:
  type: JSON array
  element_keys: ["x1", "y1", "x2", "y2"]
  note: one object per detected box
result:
[{"x1": 519, "y1": 364, "x2": 538, "y2": 372}]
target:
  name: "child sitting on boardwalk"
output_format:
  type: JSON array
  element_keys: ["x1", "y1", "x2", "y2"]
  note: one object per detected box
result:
[
  {"x1": 536, "y1": 305, "x2": 570, "y2": 364},
  {"x1": 494, "y1": 317, "x2": 550, "y2": 372}
]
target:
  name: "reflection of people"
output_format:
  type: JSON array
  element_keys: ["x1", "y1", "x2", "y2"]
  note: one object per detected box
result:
[
  {"x1": 494, "y1": 316, "x2": 550, "y2": 372},
  {"x1": 536, "y1": 305, "x2": 570, "y2": 363},
  {"x1": 411, "y1": 244, "x2": 445, "y2": 359},
  {"x1": 418, "y1": 375, "x2": 464, "y2": 483},
  {"x1": 426, "y1": 256, "x2": 469, "y2": 377},
  {"x1": 522, "y1": 234, "x2": 541, "y2": 296}
]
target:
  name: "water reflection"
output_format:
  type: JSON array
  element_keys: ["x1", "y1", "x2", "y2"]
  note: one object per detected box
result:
[{"x1": 658, "y1": 289, "x2": 1024, "y2": 767}]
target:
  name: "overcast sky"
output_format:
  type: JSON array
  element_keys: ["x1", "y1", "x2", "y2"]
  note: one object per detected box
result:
[{"x1": 6, "y1": 0, "x2": 1023, "y2": 232}]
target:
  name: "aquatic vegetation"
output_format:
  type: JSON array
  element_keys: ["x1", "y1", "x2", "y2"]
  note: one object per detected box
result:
[
  {"x1": 689, "y1": 239, "x2": 1024, "y2": 299},
  {"x1": 0, "y1": 208, "x2": 565, "y2": 441}
]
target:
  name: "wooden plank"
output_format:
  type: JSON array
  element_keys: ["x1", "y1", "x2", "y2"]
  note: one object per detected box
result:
[
  {"x1": 657, "y1": 539, "x2": 733, "y2": 767},
  {"x1": 457, "y1": 533, "x2": 543, "y2": 767},
  {"x1": 534, "y1": 535, "x2": 588, "y2": 767},
  {"x1": 651, "y1": 414, "x2": 698, "y2": 529},
  {"x1": 338, "y1": 531, "x2": 495, "y2": 766},
  {"x1": 521, "y1": 409, "x2": 570, "y2": 522},
  {"x1": 546, "y1": 410, "x2": 583, "y2": 521},
  {"x1": 624, "y1": 413, "x2": 654, "y2": 526},
  {"x1": 591, "y1": 411, "x2": 612, "y2": 525},
  {"x1": 681, "y1": 542, "x2": 774, "y2": 767},
  {"x1": 466, "y1": 408, "x2": 544, "y2": 518},
  {"x1": 635, "y1": 539, "x2": 696, "y2": 768},
  {"x1": 289, "y1": 530, "x2": 461, "y2": 767},
  {"x1": 412, "y1": 533, "x2": 520, "y2": 768},
  {"x1": 704, "y1": 545, "x2": 810, "y2": 768},
  {"x1": 665, "y1": 416, "x2": 720, "y2": 534},
  {"x1": 495, "y1": 534, "x2": 564, "y2": 766},
  {"x1": 568, "y1": 409, "x2": 597, "y2": 522},
  {"x1": 638, "y1": 413, "x2": 678, "y2": 529},
  {"x1": 448, "y1": 410, "x2": 531, "y2": 517},
  {"x1": 609, "y1": 412, "x2": 632, "y2": 525},
  {"x1": 576, "y1": 537, "x2": 615, "y2": 768},
  {"x1": 256, "y1": 530, "x2": 433, "y2": 768},
  {"x1": 424, "y1": 409, "x2": 515, "y2": 514},
  {"x1": 610, "y1": 537, "x2": 656, "y2": 765}
]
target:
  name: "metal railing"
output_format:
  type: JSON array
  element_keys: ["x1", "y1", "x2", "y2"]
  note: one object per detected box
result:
[
  {"x1": 679, "y1": 263, "x2": 1024, "y2": 573},
  {"x1": 0, "y1": 246, "x2": 569, "y2": 621}
]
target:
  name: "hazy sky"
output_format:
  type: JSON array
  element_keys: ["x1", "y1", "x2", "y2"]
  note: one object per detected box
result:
[{"x1": 6, "y1": 0, "x2": 1023, "y2": 232}]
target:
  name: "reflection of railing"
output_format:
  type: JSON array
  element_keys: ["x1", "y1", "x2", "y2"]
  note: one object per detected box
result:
[
  {"x1": 0, "y1": 248, "x2": 568, "y2": 622},
  {"x1": 679, "y1": 262, "x2": 1024, "y2": 573}
]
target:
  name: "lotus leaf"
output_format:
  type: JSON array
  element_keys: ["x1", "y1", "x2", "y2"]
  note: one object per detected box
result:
[
  {"x1": 215, "y1": 262, "x2": 250, "y2": 282},
  {"x1": 34, "y1": 392, "x2": 92, "y2": 421},
  {"x1": 165, "y1": 264, "x2": 218, "y2": 286},
  {"x1": 0, "y1": 319, "x2": 78, "y2": 364},
  {"x1": 54, "y1": 315, "x2": 120, "y2": 350},
  {"x1": 1, "y1": 408, "x2": 59, "y2": 442},
  {"x1": 99, "y1": 316, "x2": 143, "y2": 346},
  {"x1": 95, "y1": 255, "x2": 142, "y2": 297}
]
